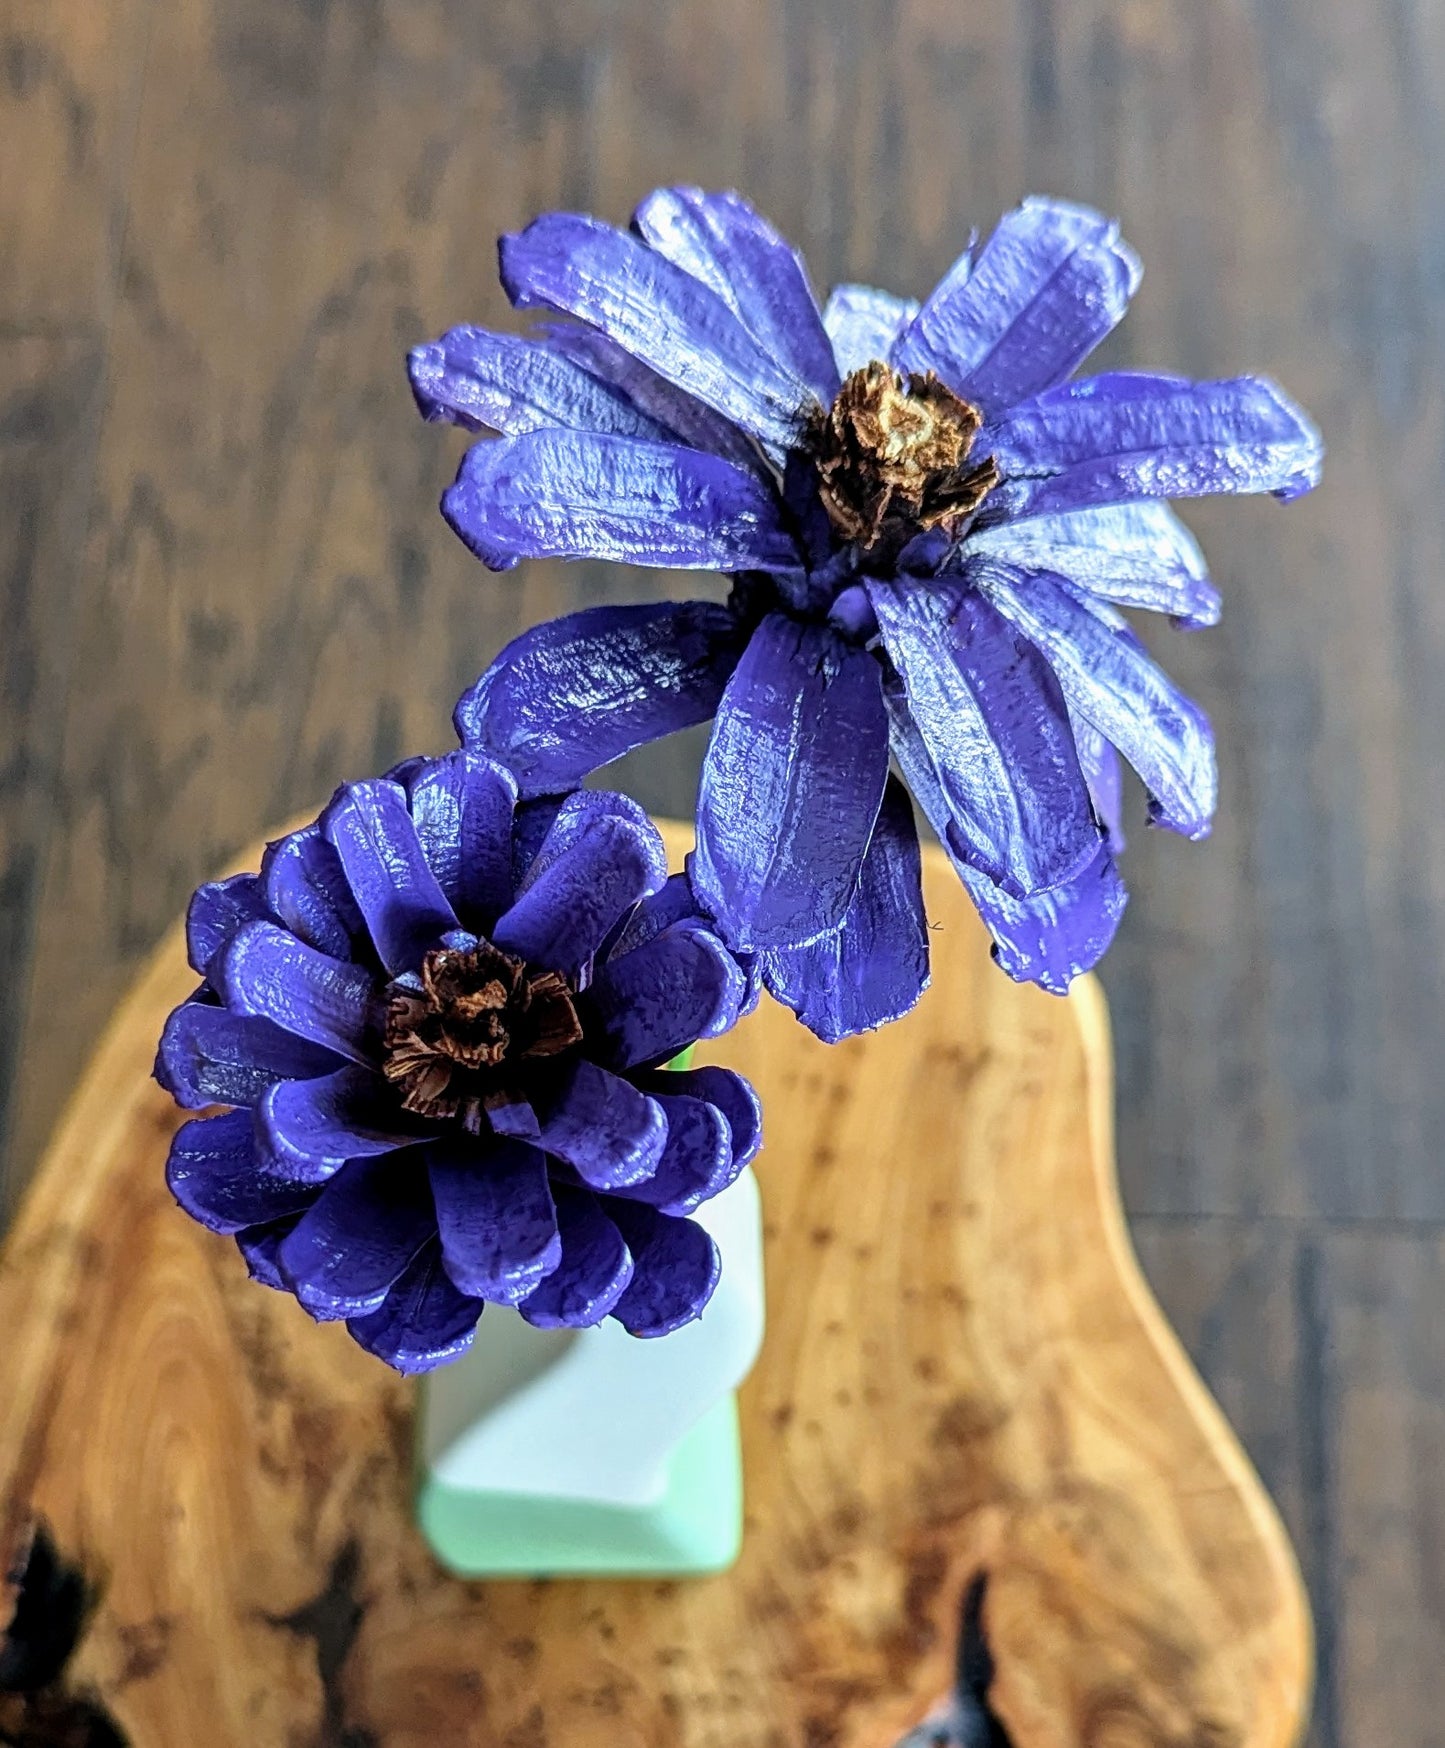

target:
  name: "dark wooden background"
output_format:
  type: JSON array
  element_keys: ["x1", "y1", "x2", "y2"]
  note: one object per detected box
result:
[{"x1": 1, "y1": 0, "x2": 1440, "y2": 1738}]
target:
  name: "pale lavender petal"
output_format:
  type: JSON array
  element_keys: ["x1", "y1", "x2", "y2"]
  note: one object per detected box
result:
[
  {"x1": 500, "y1": 212, "x2": 814, "y2": 449},
  {"x1": 964, "y1": 501, "x2": 1221, "y2": 627},
  {"x1": 606, "y1": 1202, "x2": 720, "y2": 1338},
  {"x1": 455, "y1": 601, "x2": 748, "y2": 798},
  {"x1": 187, "y1": 875, "x2": 269, "y2": 976},
  {"x1": 641, "y1": 1064, "x2": 763, "y2": 1171},
  {"x1": 407, "y1": 325, "x2": 673, "y2": 439},
  {"x1": 323, "y1": 779, "x2": 461, "y2": 976},
  {"x1": 972, "y1": 558, "x2": 1217, "y2": 838},
  {"x1": 606, "y1": 1092, "x2": 736, "y2": 1216},
  {"x1": 516, "y1": 1185, "x2": 633, "y2": 1328},
  {"x1": 892, "y1": 198, "x2": 1141, "y2": 415},
  {"x1": 633, "y1": 187, "x2": 839, "y2": 399},
  {"x1": 262, "y1": 824, "x2": 366, "y2": 962},
  {"x1": 823, "y1": 283, "x2": 921, "y2": 376},
  {"x1": 257, "y1": 1065, "x2": 431, "y2": 1183},
  {"x1": 587, "y1": 922, "x2": 747, "y2": 1071},
  {"x1": 984, "y1": 373, "x2": 1324, "y2": 512},
  {"x1": 408, "y1": 750, "x2": 518, "y2": 931},
  {"x1": 532, "y1": 1058, "x2": 667, "y2": 1190},
  {"x1": 867, "y1": 579, "x2": 1101, "y2": 898},
  {"x1": 347, "y1": 1241, "x2": 485, "y2": 1374},
  {"x1": 756, "y1": 776, "x2": 930, "y2": 1043},
  {"x1": 215, "y1": 921, "x2": 379, "y2": 1063},
  {"x1": 429, "y1": 1137, "x2": 561, "y2": 1304},
  {"x1": 155, "y1": 1000, "x2": 342, "y2": 1109},
  {"x1": 442, "y1": 429, "x2": 797, "y2": 572},
  {"x1": 1070, "y1": 709, "x2": 1126, "y2": 854},
  {"x1": 693, "y1": 614, "x2": 889, "y2": 951},
  {"x1": 166, "y1": 1109, "x2": 318, "y2": 1235},
  {"x1": 278, "y1": 1156, "x2": 437, "y2": 1322}
]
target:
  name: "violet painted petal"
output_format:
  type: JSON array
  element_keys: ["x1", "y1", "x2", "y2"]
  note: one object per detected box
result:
[
  {"x1": 693, "y1": 614, "x2": 889, "y2": 951},
  {"x1": 514, "y1": 790, "x2": 661, "y2": 899},
  {"x1": 867, "y1": 579, "x2": 1102, "y2": 898},
  {"x1": 510, "y1": 797, "x2": 564, "y2": 893},
  {"x1": 408, "y1": 749, "x2": 517, "y2": 931},
  {"x1": 606, "y1": 1202, "x2": 721, "y2": 1338},
  {"x1": 492, "y1": 814, "x2": 667, "y2": 978},
  {"x1": 823, "y1": 283, "x2": 921, "y2": 376},
  {"x1": 642, "y1": 1064, "x2": 763, "y2": 1171},
  {"x1": 532, "y1": 1058, "x2": 667, "y2": 1190},
  {"x1": 516, "y1": 1185, "x2": 634, "y2": 1328},
  {"x1": 972, "y1": 559, "x2": 1217, "y2": 838},
  {"x1": 633, "y1": 187, "x2": 839, "y2": 399},
  {"x1": 187, "y1": 874, "x2": 269, "y2": 976},
  {"x1": 600, "y1": 871, "x2": 700, "y2": 964},
  {"x1": 1070, "y1": 710, "x2": 1126, "y2": 854},
  {"x1": 964, "y1": 501, "x2": 1221, "y2": 628},
  {"x1": 456, "y1": 601, "x2": 748, "y2": 799},
  {"x1": 237, "y1": 1216, "x2": 304, "y2": 1291},
  {"x1": 757, "y1": 776, "x2": 930, "y2": 1043},
  {"x1": 262, "y1": 824, "x2": 366, "y2": 962},
  {"x1": 323, "y1": 779, "x2": 460, "y2": 977},
  {"x1": 155, "y1": 1000, "x2": 342, "y2": 1110},
  {"x1": 166, "y1": 1109, "x2": 318, "y2": 1235},
  {"x1": 985, "y1": 373, "x2": 1324, "y2": 512},
  {"x1": 606, "y1": 1092, "x2": 736, "y2": 1216},
  {"x1": 429, "y1": 1137, "x2": 561, "y2": 1304},
  {"x1": 442, "y1": 429, "x2": 797, "y2": 573},
  {"x1": 347, "y1": 1241, "x2": 485, "y2": 1374},
  {"x1": 892, "y1": 198, "x2": 1141, "y2": 415},
  {"x1": 891, "y1": 709, "x2": 1126, "y2": 991},
  {"x1": 257, "y1": 1065, "x2": 431, "y2": 1183},
  {"x1": 407, "y1": 326, "x2": 673, "y2": 440},
  {"x1": 215, "y1": 921, "x2": 379, "y2": 1064},
  {"x1": 587, "y1": 922, "x2": 747, "y2": 1071},
  {"x1": 500, "y1": 213, "x2": 814, "y2": 450},
  {"x1": 277, "y1": 1156, "x2": 437, "y2": 1322}
]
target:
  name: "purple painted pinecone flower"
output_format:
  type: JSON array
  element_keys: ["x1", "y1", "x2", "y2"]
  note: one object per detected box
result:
[
  {"x1": 154, "y1": 751, "x2": 760, "y2": 1373},
  {"x1": 410, "y1": 190, "x2": 1323, "y2": 1038}
]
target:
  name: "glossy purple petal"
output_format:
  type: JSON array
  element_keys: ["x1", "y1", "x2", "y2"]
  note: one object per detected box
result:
[
  {"x1": 407, "y1": 325, "x2": 673, "y2": 439},
  {"x1": 257, "y1": 1065, "x2": 431, "y2": 1183},
  {"x1": 964, "y1": 501, "x2": 1221, "y2": 628},
  {"x1": 187, "y1": 875, "x2": 269, "y2": 976},
  {"x1": 322, "y1": 779, "x2": 460, "y2": 977},
  {"x1": 867, "y1": 578, "x2": 1101, "y2": 898},
  {"x1": 757, "y1": 776, "x2": 930, "y2": 1042},
  {"x1": 456, "y1": 600, "x2": 748, "y2": 799},
  {"x1": 165, "y1": 1109, "x2": 318, "y2": 1235},
  {"x1": 693, "y1": 614, "x2": 889, "y2": 951},
  {"x1": 513, "y1": 790, "x2": 661, "y2": 898},
  {"x1": 408, "y1": 749, "x2": 517, "y2": 931},
  {"x1": 215, "y1": 921, "x2": 378, "y2": 1063},
  {"x1": 587, "y1": 922, "x2": 747, "y2": 1071},
  {"x1": 500, "y1": 212, "x2": 814, "y2": 450},
  {"x1": 532, "y1": 1058, "x2": 667, "y2": 1190},
  {"x1": 606, "y1": 1092, "x2": 736, "y2": 1216},
  {"x1": 516, "y1": 1185, "x2": 634, "y2": 1329},
  {"x1": 154, "y1": 1000, "x2": 343, "y2": 1110},
  {"x1": 510, "y1": 797, "x2": 564, "y2": 891},
  {"x1": 606, "y1": 1202, "x2": 721, "y2": 1338},
  {"x1": 347, "y1": 1241, "x2": 485, "y2": 1374},
  {"x1": 985, "y1": 373, "x2": 1324, "y2": 512},
  {"x1": 237, "y1": 1216, "x2": 304, "y2": 1291},
  {"x1": 599, "y1": 871, "x2": 700, "y2": 964},
  {"x1": 428, "y1": 1137, "x2": 561, "y2": 1304},
  {"x1": 442, "y1": 429, "x2": 797, "y2": 573},
  {"x1": 892, "y1": 198, "x2": 1140, "y2": 415},
  {"x1": 641, "y1": 1064, "x2": 763, "y2": 1171},
  {"x1": 823, "y1": 283, "x2": 921, "y2": 376},
  {"x1": 262, "y1": 824, "x2": 366, "y2": 962},
  {"x1": 633, "y1": 187, "x2": 839, "y2": 399},
  {"x1": 492, "y1": 814, "x2": 666, "y2": 978},
  {"x1": 277, "y1": 1156, "x2": 436, "y2": 1322},
  {"x1": 972, "y1": 559, "x2": 1217, "y2": 839}
]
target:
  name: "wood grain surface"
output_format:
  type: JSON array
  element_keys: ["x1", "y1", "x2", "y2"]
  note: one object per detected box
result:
[
  {"x1": 2, "y1": 0, "x2": 1441, "y2": 1734},
  {"x1": 0, "y1": 825, "x2": 1309, "y2": 1747}
]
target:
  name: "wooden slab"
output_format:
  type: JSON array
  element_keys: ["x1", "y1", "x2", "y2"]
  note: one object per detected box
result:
[{"x1": 0, "y1": 823, "x2": 1311, "y2": 1746}]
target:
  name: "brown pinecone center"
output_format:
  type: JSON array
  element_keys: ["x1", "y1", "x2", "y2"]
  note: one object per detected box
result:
[
  {"x1": 381, "y1": 940, "x2": 583, "y2": 1132},
  {"x1": 807, "y1": 361, "x2": 1000, "y2": 550}
]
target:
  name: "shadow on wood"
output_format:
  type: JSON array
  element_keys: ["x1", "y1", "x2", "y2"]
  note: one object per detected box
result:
[{"x1": 0, "y1": 823, "x2": 1311, "y2": 1746}]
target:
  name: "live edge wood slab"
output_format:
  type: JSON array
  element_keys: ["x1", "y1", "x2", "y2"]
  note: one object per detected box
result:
[{"x1": 0, "y1": 822, "x2": 1310, "y2": 1748}]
